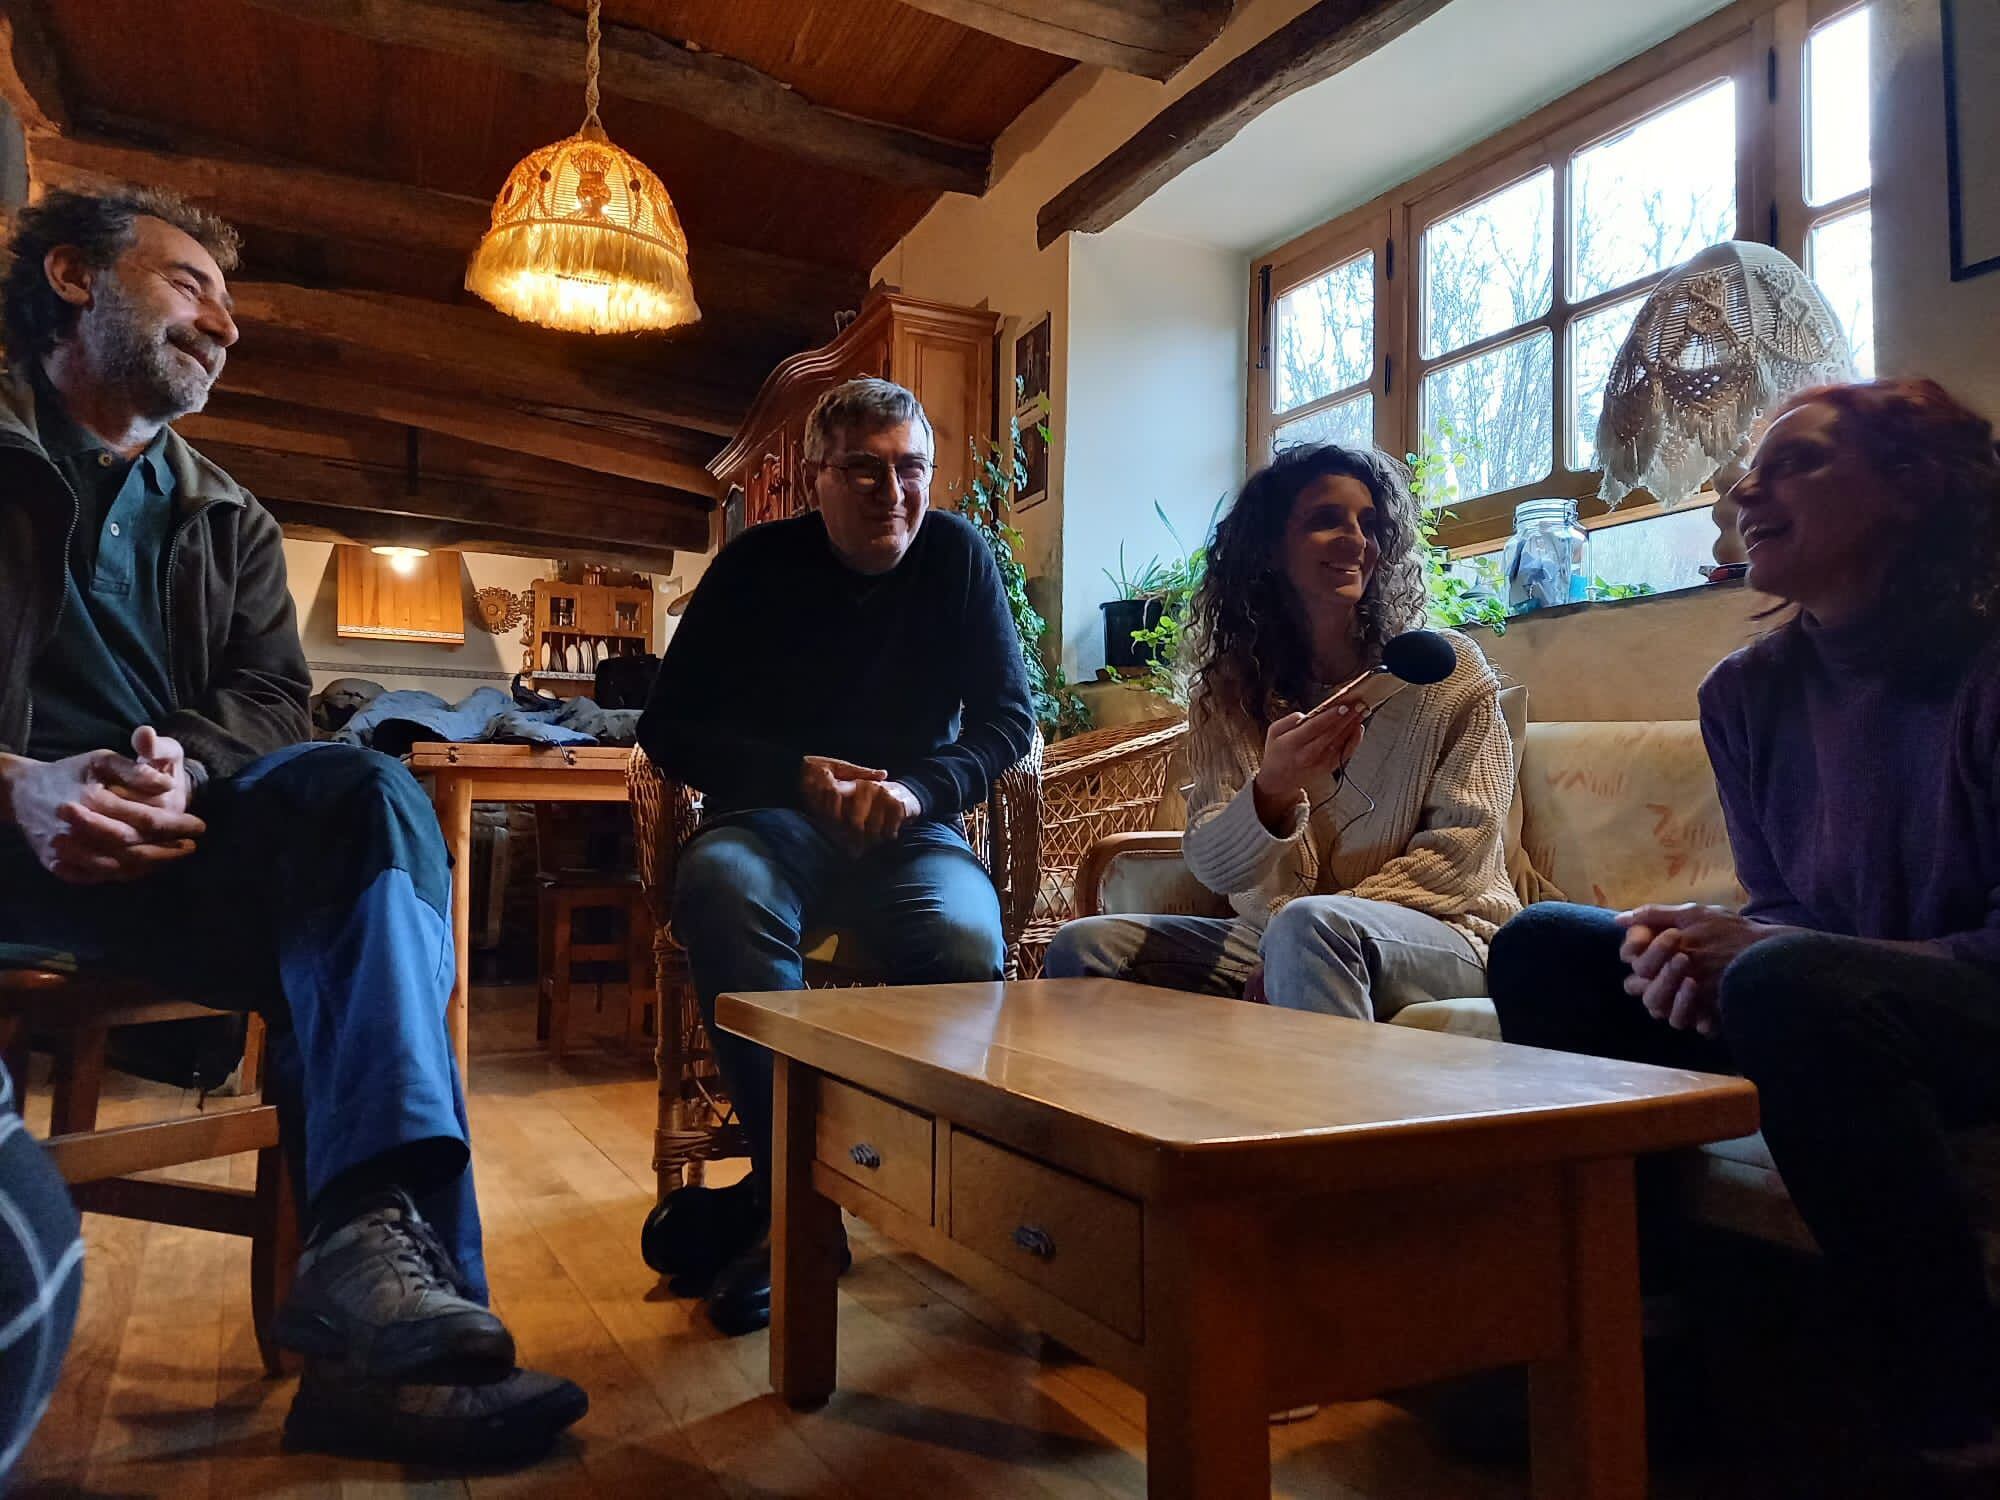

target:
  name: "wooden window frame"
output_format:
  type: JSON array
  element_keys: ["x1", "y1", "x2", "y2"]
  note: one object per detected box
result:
[
  {"x1": 1250, "y1": 210, "x2": 1398, "y2": 463},
  {"x1": 1248, "y1": 0, "x2": 1858, "y2": 553}
]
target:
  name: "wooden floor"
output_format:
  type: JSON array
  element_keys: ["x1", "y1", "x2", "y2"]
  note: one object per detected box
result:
[{"x1": 14, "y1": 986, "x2": 1904, "y2": 1498}]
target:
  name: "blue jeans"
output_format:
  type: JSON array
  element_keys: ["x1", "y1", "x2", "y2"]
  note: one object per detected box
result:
[
  {"x1": 674, "y1": 809, "x2": 1005, "y2": 1187},
  {"x1": 0, "y1": 743, "x2": 485, "y2": 1299},
  {"x1": 1045, "y1": 895, "x2": 1486, "y2": 1020},
  {"x1": 1490, "y1": 902, "x2": 2000, "y2": 1449}
]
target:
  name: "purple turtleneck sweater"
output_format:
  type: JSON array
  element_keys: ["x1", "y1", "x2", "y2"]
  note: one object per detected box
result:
[{"x1": 1698, "y1": 616, "x2": 2000, "y2": 970}]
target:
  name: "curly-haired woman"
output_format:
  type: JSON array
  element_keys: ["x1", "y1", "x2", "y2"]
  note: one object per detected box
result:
[
  {"x1": 1489, "y1": 378, "x2": 2000, "y2": 1475},
  {"x1": 1046, "y1": 442, "x2": 1519, "y2": 1019}
]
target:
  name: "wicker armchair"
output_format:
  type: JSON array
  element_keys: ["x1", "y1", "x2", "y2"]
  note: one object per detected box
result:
[
  {"x1": 628, "y1": 738, "x2": 1043, "y2": 1199},
  {"x1": 1016, "y1": 715, "x2": 1189, "y2": 977}
]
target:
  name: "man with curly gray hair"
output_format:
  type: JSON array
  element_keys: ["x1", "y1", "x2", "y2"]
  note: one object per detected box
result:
[{"x1": 639, "y1": 377, "x2": 1034, "y2": 1334}]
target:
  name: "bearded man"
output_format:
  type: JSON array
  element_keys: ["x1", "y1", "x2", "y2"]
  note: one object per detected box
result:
[{"x1": 0, "y1": 190, "x2": 584, "y2": 1466}]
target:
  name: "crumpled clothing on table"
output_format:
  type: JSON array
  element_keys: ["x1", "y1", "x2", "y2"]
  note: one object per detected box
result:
[{"x1": 332, "y1": 685, "x2": 642, "y2": 757}]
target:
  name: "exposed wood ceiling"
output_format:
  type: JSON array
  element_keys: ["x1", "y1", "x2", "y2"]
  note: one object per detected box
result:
[{"x1": 3, "y1": 0, "x2": 1158, "y2": 567}]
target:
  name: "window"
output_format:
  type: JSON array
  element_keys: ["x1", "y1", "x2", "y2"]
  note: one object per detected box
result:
[
  {"x1": 1266, "y1": 247, "x2": 1377, "y2": 456},
  {"x1": 1250, "y1": 0, "x2": 1877, "y2": 576},
  {"x1": 1803, "y1": 6, "x2": 1874, "y2": 373}
]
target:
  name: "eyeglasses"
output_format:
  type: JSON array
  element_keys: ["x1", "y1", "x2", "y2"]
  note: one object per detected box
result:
[{"x1": 823, "y1": 453, "x2": 933, "y2": 494}]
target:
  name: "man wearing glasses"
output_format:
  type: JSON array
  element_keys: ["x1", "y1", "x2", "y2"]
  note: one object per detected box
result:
[{"x1": 637, "y1": 378, "x2": 1034, "y2": 1334}]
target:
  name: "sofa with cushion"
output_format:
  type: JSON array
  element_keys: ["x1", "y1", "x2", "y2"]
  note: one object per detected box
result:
[{"x1": 1074, "y1": 704, "x2": 2000, "y2": 1281}]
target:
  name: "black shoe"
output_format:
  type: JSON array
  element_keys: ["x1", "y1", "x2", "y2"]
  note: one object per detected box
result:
[
  {"x1": 283, "y1": 1363, "x2": 588, "y2": 1469},
  {"x1": 704, "y1": 1230, "x2": 853, "y2": 1338},
  {"x1": 272, "y1": 1188, "x2": 514, "y2": 1382},
  {"x1": 639, "y1": 1178, "x2": 766, "y2": 1290}
]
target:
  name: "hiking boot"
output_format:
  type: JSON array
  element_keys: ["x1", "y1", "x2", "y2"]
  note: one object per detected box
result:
[
  {"x1": 283, "y1": 1363, "x2": 588, "y2": 1468},
  {"x1": 272, "y1": 1189, "x2": 514, "y2": 1382}
]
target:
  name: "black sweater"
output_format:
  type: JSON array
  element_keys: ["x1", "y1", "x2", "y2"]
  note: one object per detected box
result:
[{"x1": 639, "y1": 509, "x2": 1034, "y2": 820}]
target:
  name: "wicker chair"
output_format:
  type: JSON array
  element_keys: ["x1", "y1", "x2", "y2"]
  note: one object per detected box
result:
[
  {"x1": 1016, "y1": 714, "x2": 1189, "y2": 977},
  {"x1": 627, "y1": 739, "x2": 1043, "y2": 1200}
]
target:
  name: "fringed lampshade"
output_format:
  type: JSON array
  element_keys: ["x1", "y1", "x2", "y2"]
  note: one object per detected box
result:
[{"x1": 465, "y1": 0, "x2": 699, "y2": 335}]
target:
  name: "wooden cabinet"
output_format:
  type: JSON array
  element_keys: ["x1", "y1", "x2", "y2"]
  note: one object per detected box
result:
[
  {"x1": 529, "y1": 577, "x2": 654, "y2": 696},
  {"x1": 708, "y1": 291, "x2": 999, "y2": 545},
  {"x1": 335, "y1": 546, "x2": 464, "y2": 645}
]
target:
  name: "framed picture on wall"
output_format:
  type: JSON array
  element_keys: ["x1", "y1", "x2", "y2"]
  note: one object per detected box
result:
[
  {"x1": 1943, "y1": 0, "x2": 2000, "y2": 280},
  {"x1": 1012, "y1": 316, "x2": 1051, "y2": 509}
]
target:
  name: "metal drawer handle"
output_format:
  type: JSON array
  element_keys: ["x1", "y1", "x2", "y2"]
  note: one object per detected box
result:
[
  {"x1": 849, "y1": 1142, "x2": 881, "y2": 1170},
  {"x1": 1012, "y1": 1224, "x2": 1055, "y2": 1260}
]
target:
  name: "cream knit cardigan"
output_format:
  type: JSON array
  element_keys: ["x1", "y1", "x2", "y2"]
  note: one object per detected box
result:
[{"x1": 1181, "y1": 629, "x2": 1521, "y2": 955}]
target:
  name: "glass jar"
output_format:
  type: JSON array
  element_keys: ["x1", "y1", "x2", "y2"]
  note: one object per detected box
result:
[{"x1": 1502, "y1": 498, "x2": 1590, "y2": 613}]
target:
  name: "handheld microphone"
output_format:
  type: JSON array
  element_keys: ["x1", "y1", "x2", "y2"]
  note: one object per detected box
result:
[{"x1": 1302, "y1": 629, "x2": 1459, "y2": 720}]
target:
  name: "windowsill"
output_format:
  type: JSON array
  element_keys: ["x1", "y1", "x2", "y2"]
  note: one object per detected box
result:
[{"x1": 1457, "y1": 574, "x2": 1746, "y2": 634}]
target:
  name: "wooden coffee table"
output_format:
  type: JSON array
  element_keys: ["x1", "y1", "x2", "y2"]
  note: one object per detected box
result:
[{"x1": 719, "y1": 978, "x2": 1758, "y2": 1499}]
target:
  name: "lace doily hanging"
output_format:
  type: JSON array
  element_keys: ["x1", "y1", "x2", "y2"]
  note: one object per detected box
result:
[{"x1": 1596, "y1": 241, "x2": 1855, "y2": 508}]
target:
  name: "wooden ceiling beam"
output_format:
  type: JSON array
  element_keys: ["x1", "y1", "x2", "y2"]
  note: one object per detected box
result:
[
  {"x1": 27, "y1": 128, "x2": 865, "y2": 343},
  {"x1": 0, "y1": 0, "x2": 66, "y2": 136},
  {"x1": 226, "y1": 279, "x2": 745, "y2": 437},
  {"x1": 892, "y1": 0, "x2": 1231, "y2": 81},
  {"x1": 197, "y1": 439, "x2": 709, "y2": 554},
  {"x1": 179, "y1": 390, "x2": 712, "y2": 508},
  {"x1": 215, "y1": 358, "x2": 721, "y2": 496},
  {"x1": 271, "y1": 502, "x2": 680, "y2": 573},
  {"x1": 232, "y1": 0, "x2": 991, "y2": 196},
  {"x1": 1037, "y1": 0, "x2": 1452, "y2": 246}
]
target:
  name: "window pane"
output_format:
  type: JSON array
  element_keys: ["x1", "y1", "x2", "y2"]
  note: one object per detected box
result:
[
  {"x1": 1273, "y1": 253, "x2": 1375, "y2": 413},
  {"x1": 1420, "y1": 331, "x2": 1554, "y2": 501},
  {"x1": 1586, "y1": 505, "x2": 1718, "y2": 595},
  {"x1": 1808, "y1": 7, "x2": 1871, "y2": 206},
  {"x1": 1569, "y1": 80, "x2": 1738, "y2": 301},
  {"x1": 1422, "y1": 169, "x2": 1554, "y2": 358},
  {"x1": 1274, "y1": 394, "x2": 1375, "y2": 455},
  {"x1": 1810, "y1": 207, "x2": 1874, "y2": 376},
  {"x1": 1567, "y1": 293, "x2": 1647, "y2": 469}
]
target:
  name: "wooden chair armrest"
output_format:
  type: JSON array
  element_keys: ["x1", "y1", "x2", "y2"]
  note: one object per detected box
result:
[{"x1": 1074, "y1": 831, "x2": 1187, "y2": 918}]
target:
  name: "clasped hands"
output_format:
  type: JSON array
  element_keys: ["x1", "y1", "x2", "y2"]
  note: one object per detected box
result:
[
  {"x1": 798, "y1": 755, "x2": 921, "y2": 852},
  {"x1": 1616, "y1": 902, "x2": 1793, "y2": 1037},
  {"x1": 5, "y1": 726, "x2": 203, "y2": 884}
]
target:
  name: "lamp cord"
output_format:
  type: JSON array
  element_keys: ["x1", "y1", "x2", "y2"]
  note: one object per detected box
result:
[{"x1": 582, "y1": 0, "x2": 602, "y2": 130}]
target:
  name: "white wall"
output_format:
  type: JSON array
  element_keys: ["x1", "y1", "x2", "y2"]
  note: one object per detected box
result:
[
  {"x1": 873, "y1": 0, "x2": 1316, "y2": 655},
  {"x1": 1873, "y1": 0, "x2": 2000, "y2": 413},
  {"x1": 1064, "y1": 226, "x2": 1247, "y2": 675}
]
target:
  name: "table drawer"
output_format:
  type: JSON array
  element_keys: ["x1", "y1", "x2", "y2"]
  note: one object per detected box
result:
[
  {"x1": 948, "y1": 1130, "x2": 1143, "y2": 1340},
  {"x1": 815, "y1": 1078, "x2": 934, "y2": 1222}
]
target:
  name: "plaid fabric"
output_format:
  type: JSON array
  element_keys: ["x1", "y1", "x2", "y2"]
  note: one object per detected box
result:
[{"x1": 0, "y1": 1068, "x2": 83, "y2": 1483}]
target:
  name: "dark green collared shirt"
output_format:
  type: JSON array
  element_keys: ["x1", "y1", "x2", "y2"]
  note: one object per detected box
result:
[{"x1": 24, "y1": 382, "x2": 179, "y2": 761}]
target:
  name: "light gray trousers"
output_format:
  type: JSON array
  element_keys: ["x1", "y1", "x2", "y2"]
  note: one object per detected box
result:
[{"x1": 1044, "y1": 895, "x2": 1486, "y2": 1021}]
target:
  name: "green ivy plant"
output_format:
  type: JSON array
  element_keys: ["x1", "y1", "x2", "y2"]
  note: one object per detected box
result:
[
  {"x1": 955, "y1": 398, "x2": 1092, "y2": 740},
  {"x1": 1408, "y1": 434, "x2": 1508, "y2": 633}
]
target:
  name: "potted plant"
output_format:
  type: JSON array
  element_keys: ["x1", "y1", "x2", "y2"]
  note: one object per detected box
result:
[{"x1": 1099, "y1": 544, "x2": 1171, "y2": 673}]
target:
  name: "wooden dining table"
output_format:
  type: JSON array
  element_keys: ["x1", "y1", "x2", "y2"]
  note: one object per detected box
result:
[{"x1": 406, "y1": 742, "x2": 636, "y2": 1076}]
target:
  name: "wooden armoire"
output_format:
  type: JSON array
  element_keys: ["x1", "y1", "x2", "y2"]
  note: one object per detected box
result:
[{"x1": 706, "y1": 291, "x2": 999, "y2": 544}]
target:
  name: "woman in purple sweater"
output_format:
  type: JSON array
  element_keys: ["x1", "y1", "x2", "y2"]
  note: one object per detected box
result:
[{"x1": 1490, "y1": 377, "x2": 2000, "y2": 1474}]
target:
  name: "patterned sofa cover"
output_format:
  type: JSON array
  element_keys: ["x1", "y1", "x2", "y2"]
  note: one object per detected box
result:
[{"x1": 1084, "y1": 716, "x2": 2000, "y2": 1278}]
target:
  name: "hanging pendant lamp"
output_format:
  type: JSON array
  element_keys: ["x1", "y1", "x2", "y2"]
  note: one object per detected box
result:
[{"x1": 465, "y1": 0, "x2": 699, "y2": 335}]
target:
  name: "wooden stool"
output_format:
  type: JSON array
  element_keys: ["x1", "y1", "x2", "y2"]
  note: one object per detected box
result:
[
  {"x1": 536, "y1": 875, "x2": 654, "y2": 1060},
  {"x1": 0, "y1": 968, "x2": 297, "y2": 1376}
]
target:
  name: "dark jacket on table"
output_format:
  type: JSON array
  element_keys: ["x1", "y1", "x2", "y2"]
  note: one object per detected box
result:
[
  {"x1": 0, "y1": 368, "x2": 312, "y2": 777},
  {"x1": 640, "y1": 507, "x2": 1034, "y2": 822}
]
